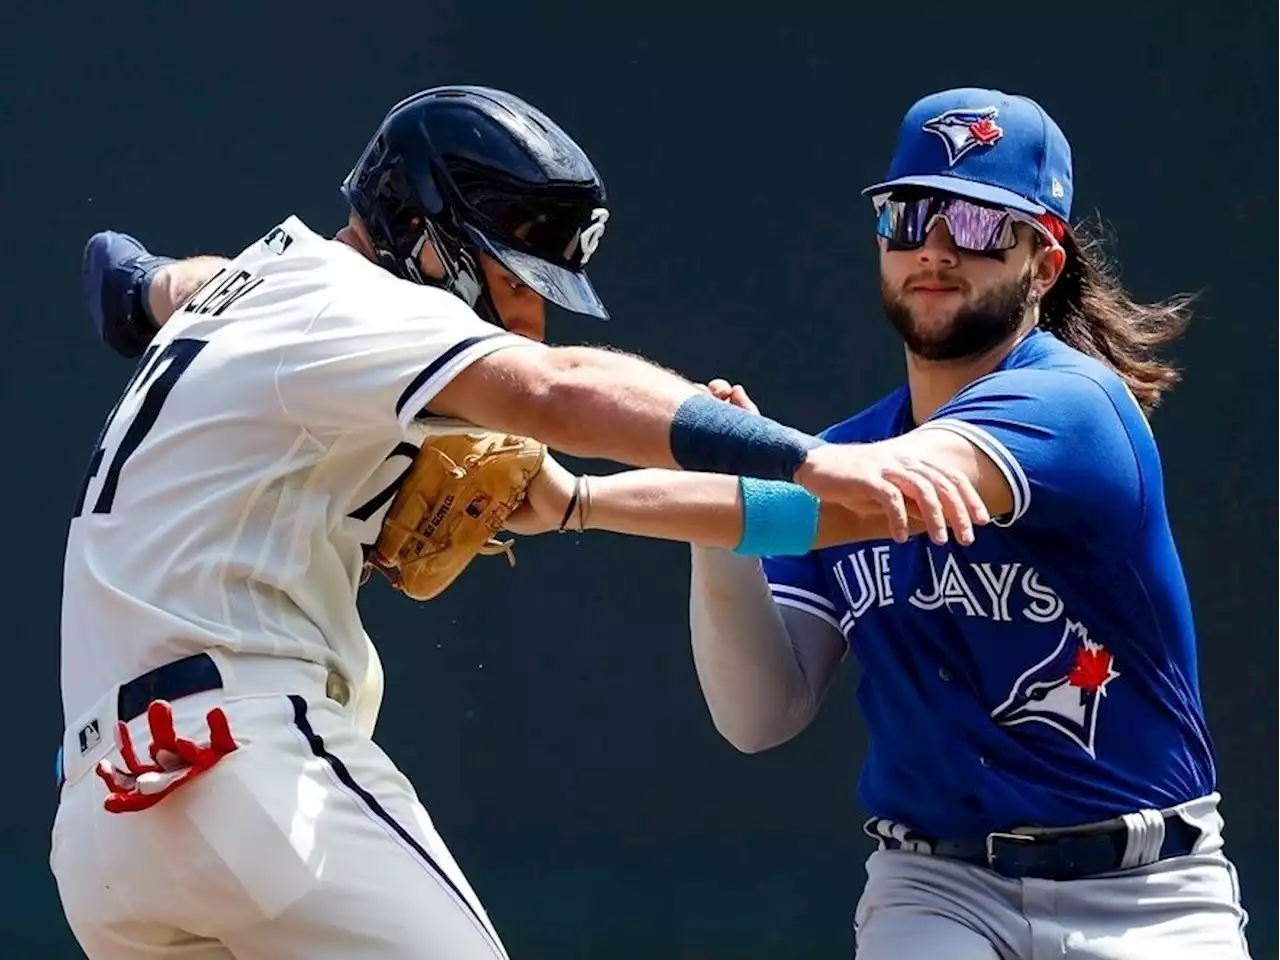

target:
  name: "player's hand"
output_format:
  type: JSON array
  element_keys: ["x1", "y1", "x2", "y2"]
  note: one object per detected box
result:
[
  {"x1": 503, "y1": 452, "x2": 577, "y2": 536},
  {"x1": 706, "y1": 378, "x2": 985, "y2": 545},
  {"x1": 95, "y1": 700, "x2": 239, "y2": 813},
  {"x1": 794, "y1": 440, "x2": 989, "y2": 546},
  {"x1": 82, "y1": 231, "x2": 174, "y2": 360},
  {"x1": 703, "y1": 378, "x2": 760, "y2": 415}
]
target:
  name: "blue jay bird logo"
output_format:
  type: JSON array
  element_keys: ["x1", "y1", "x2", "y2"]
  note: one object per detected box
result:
[
  {"x1": 922, "y1": 107, "x2": 1005, "y2": 166},
  {"x1": 990, "y1": 620, "x2": 1120, "y2": 758}
]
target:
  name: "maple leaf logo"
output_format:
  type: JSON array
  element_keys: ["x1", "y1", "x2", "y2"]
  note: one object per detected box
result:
[
  {"x1": 1067, "y1": 640, "x2": 1119, "y2": 694},
  {"x1": 969, "y1": 116, "x2": 1003, "y2": 145}
]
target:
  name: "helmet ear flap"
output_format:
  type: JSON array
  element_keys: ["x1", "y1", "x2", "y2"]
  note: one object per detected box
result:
[{"x1": 410, "y1": 219, "x2": 508, "y2": 329}]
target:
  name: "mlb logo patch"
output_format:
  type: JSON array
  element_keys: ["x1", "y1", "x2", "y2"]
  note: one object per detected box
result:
[
  {"x1": 263, "y1": 225, "x2": 294, "y2": 255},
  {"x1": 465, "y1": 493, "x2": 492, "y2": 519},
  {"x1": 78, "y1": 718, "x2": 101, "y2": 755}
]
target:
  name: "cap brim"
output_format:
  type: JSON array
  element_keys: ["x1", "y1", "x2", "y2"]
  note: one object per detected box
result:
[
  {"x1": 466, "y1": 227, "x2": 609, "y2": 320},
  {"x1": 861, "y1": 175, "x2": 1046, "y2": 216}
]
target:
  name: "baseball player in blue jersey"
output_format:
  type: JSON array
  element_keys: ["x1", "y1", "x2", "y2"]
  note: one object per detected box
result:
[{"x1": 510, "y1": 87, "x2": 1251, "y2": 958}]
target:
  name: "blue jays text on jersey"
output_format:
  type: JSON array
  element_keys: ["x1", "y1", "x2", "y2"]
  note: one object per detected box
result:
[{"x1": 763, "y1": 329, "x2": 1217, "y2": 841}]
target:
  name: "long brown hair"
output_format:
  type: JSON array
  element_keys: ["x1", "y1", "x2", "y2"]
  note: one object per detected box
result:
[{"x1": 1037, "y1": 215, "x2": 1196, "y2": 414}]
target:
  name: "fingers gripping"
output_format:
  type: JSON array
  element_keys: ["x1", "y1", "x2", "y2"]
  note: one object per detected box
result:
[
  {"x1": 936, "y1": 460, "x2": 991, "y2": 528},
  {"x1": 880, "y1": 448, "x2": 991, "y2": 546},
  {"x1": 94, "y1": 700, "x2": 240, "y2": 813},
  {"x1": 915, "y1": 461, "x2": 983, "y2": 545},
  {"x1": 885, "y1": 463, "x2": 947, "y2": 544},
  {"x1": 900, "y1": 461, "x2": 978, "y2": 546},
  {"x1": 871, "y1": 478, "x2": 911, "y2": 543}
]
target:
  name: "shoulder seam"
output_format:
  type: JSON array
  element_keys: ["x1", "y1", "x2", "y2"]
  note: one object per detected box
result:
[{"x1": 1032, "y1": 371, "x2": 1148, "y2": 534}]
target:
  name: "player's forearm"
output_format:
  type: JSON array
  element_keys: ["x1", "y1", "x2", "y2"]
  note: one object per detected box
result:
[
  {"x1": 580, "y1": 470, "x2": 893, "y2": 548},
  {"x1": 581, "y1": 470, "x2": 742, "y2": 546},
  {"x1": 688, "y1": 548, "x2": 830, "y2": 752},
  {"x1": 435, "y1": 345, "x2": 820, "y2": 477},
  {"x1": 146, "y1": 257, "x2": 229, "y2": 326},
  {"x1": 514, "y1": 347, "x2": 702, "y2": 466}
]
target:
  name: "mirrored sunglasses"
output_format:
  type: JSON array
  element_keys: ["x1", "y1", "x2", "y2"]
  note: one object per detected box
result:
[{"x1": 874, "y1": 192, "x2": 1055, "y2": 253}]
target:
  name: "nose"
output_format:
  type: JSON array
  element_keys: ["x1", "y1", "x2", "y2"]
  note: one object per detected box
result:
[
  {"x1": 498, "y1": 286, "x2": 547, "y2": 342},
  {"x1": 916, "y1": 218, "x2": 960, "y2": 267}
]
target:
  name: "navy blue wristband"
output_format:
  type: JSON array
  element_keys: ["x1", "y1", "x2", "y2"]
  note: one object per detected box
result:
[
  {"x1": 135, "y1": 255, "x2": 177, "y2": 329},
  {"x1": 669, "y1": 393, "x2": 823, "y2": 481}
]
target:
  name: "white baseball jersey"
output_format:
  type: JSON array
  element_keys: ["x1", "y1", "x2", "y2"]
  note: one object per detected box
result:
[{"x1": 59, "y1": 215, "x2": 536, "y2": 728}]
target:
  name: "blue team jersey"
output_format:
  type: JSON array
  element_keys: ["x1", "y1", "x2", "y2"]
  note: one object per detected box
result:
[{"x1": 763, "y1": 329, "x2": 1216, "y2": 840}]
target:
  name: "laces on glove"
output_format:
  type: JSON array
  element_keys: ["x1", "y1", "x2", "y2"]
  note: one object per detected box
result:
[{"x1": 94, "y1": 699, "x2": 239, "y2": 813}]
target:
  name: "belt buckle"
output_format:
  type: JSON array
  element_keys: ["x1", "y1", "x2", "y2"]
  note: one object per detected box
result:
[{"x1": 985, "y1": 831, "x2": 1035, "y2": 868}]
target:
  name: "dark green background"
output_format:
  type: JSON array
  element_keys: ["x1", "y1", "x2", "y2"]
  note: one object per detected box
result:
[{"x1": 3, "y1": 2, "x2": 1275, "y2": 957}]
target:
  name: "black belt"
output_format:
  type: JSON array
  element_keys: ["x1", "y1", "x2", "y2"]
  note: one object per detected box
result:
[
  {"x1": 57, "y1": 653, "x2": 224, "y2": 788},
  {"x1": 115, "y1": 652, "x2": 224, "y2": 723},
  {"x1": 877, "y1": 814, "x2": 1202, "y2": 881}
]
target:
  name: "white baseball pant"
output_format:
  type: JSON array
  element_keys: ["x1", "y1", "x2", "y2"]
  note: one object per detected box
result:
[{"x1": 51, "y1": 654, "x2": 509, "y2": 959}]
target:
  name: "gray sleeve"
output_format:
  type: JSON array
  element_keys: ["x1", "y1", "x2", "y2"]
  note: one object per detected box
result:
[{"x1": 688, "y1": 546, "x2": 847, "y2": 753}]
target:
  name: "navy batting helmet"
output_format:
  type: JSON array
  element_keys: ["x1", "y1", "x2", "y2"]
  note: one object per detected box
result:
[{"x1": 341, "y1": 86, "x2": 610, "y2": 323}]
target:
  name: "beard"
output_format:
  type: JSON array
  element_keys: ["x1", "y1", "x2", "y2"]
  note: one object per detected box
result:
[{"x1": 881, "y1": 266, "x2": 1032, "y2": 362}]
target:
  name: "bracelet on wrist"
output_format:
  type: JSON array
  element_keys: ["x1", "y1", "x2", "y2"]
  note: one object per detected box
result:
[{"x1": 558, "y1": 476, "x2": 582, "y2": 533}]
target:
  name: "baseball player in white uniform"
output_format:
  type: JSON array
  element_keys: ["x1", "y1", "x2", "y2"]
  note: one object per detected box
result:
[{"x1": 54, "y1": 85, "x2": 984, "y2": 958}]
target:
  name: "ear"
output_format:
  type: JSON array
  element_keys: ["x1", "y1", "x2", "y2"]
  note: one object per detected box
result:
[
  {"x1": 416, "y1": 238, "x2": 447, "y2": 281},
  {"x1": 1031, "y1": 239, "x2": 1066, "y2": 300}
]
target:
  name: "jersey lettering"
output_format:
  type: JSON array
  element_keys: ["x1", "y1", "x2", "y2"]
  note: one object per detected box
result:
[
  {"x1": 909, "y1": 552, "x2": 987, "y2": 617},
  {"x1": 833, "y1": 547, "x2": 1065, "y2": 629},
  {"x1": 182, "y1": 268, "x2": 264, "y2": 317},
  {"x1": 73, "y1": 337, "x2": 208, "y2": 517},
  {"x1": 832, "y1": 545, "x2": 893, "y2": 617},
  {"x1": 970, "y1": 562, "x2": 1021, "y2": 622}
]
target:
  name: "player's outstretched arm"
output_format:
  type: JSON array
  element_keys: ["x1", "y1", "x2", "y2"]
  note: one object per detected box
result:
[
  {"x1": 505, "y1": 377, "x2": 976, "y2": 550},
  {"x1": 430, "y1": 345, "x2": 738, "y2": 467},
  {"x1": 430, "y1": 350, "x2": 988, "y2": 545},
  {"x1": 509, "y1": 462, "x2": 922, "y2": 549}
]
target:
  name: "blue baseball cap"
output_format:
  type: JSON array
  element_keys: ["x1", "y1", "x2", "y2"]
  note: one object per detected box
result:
[{"x1": 862, "y1": 87, "x2": 1073, "y2": 222}]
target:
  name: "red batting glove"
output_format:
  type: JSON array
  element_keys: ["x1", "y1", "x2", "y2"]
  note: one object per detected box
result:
[{"x1": 94, "y1": 699, "x2": 239, "y2": 813}]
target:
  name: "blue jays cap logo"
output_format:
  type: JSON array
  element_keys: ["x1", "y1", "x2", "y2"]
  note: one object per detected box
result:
[
  {"x1": 922, "y1": 106, "x2": 1005, "y2": 167},
  {"x1": 990, "y1": 620, "x2": 1120, "y2": 758}
]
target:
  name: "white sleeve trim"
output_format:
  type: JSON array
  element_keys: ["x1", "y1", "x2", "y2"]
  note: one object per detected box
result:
[
  {"x1": 770, "y1": 590, "x2": 841, "y2": 631},
  {"x1": 770, "y1": 584, "x2": 837, "y2": 612},
  {"x1": 918, "y1": 418, "x2": 1031, "y2": 526},
  {"x1": 395, "y1": 334, "x2": 535, "y2": 431}
]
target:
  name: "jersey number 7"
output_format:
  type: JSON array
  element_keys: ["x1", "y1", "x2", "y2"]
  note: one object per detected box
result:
[{"x1": 72, "y1": 338, "x2": 207, "y2": 518}]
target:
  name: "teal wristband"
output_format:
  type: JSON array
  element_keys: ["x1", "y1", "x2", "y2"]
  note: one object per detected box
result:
[{"x1": 733, "y1": 477, "x2": 821, "y2": 556}]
